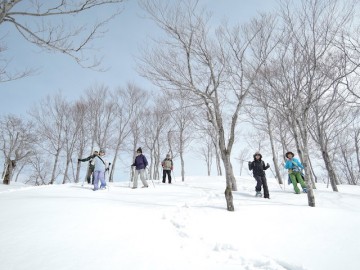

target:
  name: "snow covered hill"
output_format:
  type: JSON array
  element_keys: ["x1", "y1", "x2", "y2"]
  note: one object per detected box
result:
[{"x1": 0, "y1": 176, "x2": 359, "y2": 270}]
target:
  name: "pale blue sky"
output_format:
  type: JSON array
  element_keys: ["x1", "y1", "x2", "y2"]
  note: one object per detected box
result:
[
  {"x1": 1, "y1": 0, "x2": 279, "y2": 178},
  {"x1": 0, "y1": 0, "x2": 277, "y2": 116}
]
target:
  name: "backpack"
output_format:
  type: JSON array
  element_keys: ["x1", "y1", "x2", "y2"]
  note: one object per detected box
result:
[{"x1": 163, "y1": 159, "x2": 172, "y2": 170}]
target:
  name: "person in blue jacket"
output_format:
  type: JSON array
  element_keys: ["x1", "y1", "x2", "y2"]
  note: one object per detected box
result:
[
  {"x1": 284, "y1": 151, "x2": 307, "y2": 194},
  {"x1": 131, "y1": 147, "x2": 149, "y2": 189}
]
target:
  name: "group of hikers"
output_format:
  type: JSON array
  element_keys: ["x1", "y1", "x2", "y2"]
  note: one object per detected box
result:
[
  {"x1": 78, "y1": 147, "x2": 173, "y2": 191},
  {"x1": 248, "y1": 151, "x2": 307, "y2": 199},
  {"x1": 78, "y1": 147, "x2": 306, "y2": 196}
]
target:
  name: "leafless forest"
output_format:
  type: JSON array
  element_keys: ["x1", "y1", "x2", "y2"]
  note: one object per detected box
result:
[{"x1": 2, "y1": 0, "x2": 360, "y2": 211}]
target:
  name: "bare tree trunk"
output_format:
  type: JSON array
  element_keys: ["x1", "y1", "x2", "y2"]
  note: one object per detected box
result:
[
  {"x1": 3, "y1": 159, "x2": 15, "y2": 185},
  {"x1": 14, "y1": 161, "x2": 26, "y2": 182},
  {"x1": 320, "y1": 146, "x2": 339, "y2": 191},
  {"x1": 307, "y1": 157, "x2": 319, "y2": 185},
  {"x1": 213, "y1": 141, "x2": 222, "y2": 176},
  {"x1": 50, "y1": 148, "x2": 61, "y2": 184},
  {"x1": 354, "y1": 130, "x2": 360, "y2": 171},
  {"x1": 297, "y1": 120, "x2": 315, "y2": 207},
  {"x1": 223, "y1": 154, "x2": 235, "y2": 212},
  {"x1": 109, "y1": 154, "x2": 117, "y2": 182},
  {"x1": 62, "y1": 157, "x2": 71, "y2": 184},
  {"x1": 265, "y1": 109, "x2": 283, "y2": 184},
  {"x1": 179, "y1": 130, "x2": 185, "y2": 182}
]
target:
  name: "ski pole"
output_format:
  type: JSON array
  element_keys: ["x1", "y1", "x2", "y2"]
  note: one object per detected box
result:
[
  {"x1": 129, "y1": 166, "x2": 133, "y2": 188},
  {"x1": 146, "y1": 167, "x2": 155, "y2": 188},
  {"x1": 81, "y1": 171, "x2": 86, "y2": 187}
]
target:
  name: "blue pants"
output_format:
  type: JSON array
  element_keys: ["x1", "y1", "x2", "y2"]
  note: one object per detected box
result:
[{"x1": 93, "y1": 170, "x2": 106, "y2": 190}]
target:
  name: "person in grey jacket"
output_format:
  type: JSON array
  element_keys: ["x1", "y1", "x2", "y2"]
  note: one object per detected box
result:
[
  {"x1": 161, "y1": 154, "x2": 173, "y2": 184},
  {"x1": 92, "y1": 149, "x2": 110, "y2": 191}
]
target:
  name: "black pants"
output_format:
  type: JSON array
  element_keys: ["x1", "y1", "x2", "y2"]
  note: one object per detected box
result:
[
  {"x1": 162, "y1": 170, "x2": 171, "y2": 183},
  {"x1": 254, "y1": 175, "x2": 269, "y2": 198},
  {"x1": 86, "y1": 167, "x2": 95, "y2": 184}
]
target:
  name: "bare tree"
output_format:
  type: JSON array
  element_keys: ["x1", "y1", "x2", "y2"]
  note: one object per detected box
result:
[
  {"x1": 26, "y1": 152, "x2": 53, "y2": 186},
  {"x1": 139, "y1": 0, "x2": 276, "y2": 211},
  {"x1": 83, "y1": 84, "x2": 116, "y2": 151},
  {"x1": 258, "y1": 0, "x2": 360, "y2": 206},
  {"x1": 108, "y1": 83, "x2": 147, "y2": 182},
  {"x1": 29, "y1": 93, "x2": 67, "y2": 184},
  {"x1": 73, "y1": 101, "x2": 90, "y2": 183},
  {"x1": 0, "y1": 114, "x2": 36, "y2": 183},
  {"x1": 167, "y1": 91, "x2": 195, "y2": 182},
  {"x1": 193, "y1": 114, "x2": 222, "y2": 176},
  {"x1": 0, "y1": 0, "x2": 126, "y2": 81},
  {"x1": 246, "y1": 85, "x2": 284, "y2": 184},
  {"x1": 307, "y1": 84, "x2": 355, "y2": 191},
  {"x1": 143, "y1": 96, "x2": 169, "y2": 180},
  {"x1": 236, "y1": 148, "x2": 250, "y2": 177},
  {"x1": 61, "y1": 102, "x2": 84, "y2": 184}
]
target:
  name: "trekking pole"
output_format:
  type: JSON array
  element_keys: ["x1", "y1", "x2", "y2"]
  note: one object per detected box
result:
[
  {"x1": 106, "y1": 171, "x2": 110, "y2": 192},
  {"x1": 81, "y1": 170, "x2": 86, "y2": 187},
  {"x1": 147, "y1": 167, "x2": 155, "y2": 188},
  {"x1": 129, "y1": 166, "x2": 133, "y2": 188}
]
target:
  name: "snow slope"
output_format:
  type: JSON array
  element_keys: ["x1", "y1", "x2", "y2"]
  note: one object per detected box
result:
[{"x1": 0, "y1": 176, "x2": 359, "y2": 270}]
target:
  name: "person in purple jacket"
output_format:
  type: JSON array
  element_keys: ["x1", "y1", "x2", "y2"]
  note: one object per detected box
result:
[{"x1": 131, "y1": 147, "x2": 149, "y2": 189}]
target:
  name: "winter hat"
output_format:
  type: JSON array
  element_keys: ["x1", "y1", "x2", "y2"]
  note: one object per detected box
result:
[
  {"x1": 137, "y1": 147, "x2": 142, "y2": 153},
  {"x1": 285, "y1": 151, "x2": 294, "y2": 158},
  {"x1": 99, "y1": 149, "x2": 105, "y2": 154},
  {"x1": 253, "y1": 151, "x2": 262, "y2": 159},
  {"x1": 166, "y1": 154, "x2": 170, "y2": 158}
]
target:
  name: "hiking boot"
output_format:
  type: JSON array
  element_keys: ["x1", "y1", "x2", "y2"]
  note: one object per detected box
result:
[
  {"x1": 131, "y1": 187, "x2": 137, "y2": 189},
  {"x1": 142, "y1": 186, "x2": 149, "y2": 188},
  {"x1": 255, "y1": 191, "x2": 262, "y2": 197},
  {"x1": 302, "y1": 188, "x2": 307, "y2": 193}
]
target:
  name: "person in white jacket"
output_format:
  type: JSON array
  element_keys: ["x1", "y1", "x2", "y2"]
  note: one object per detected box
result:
[{"x1": 92, "y1": 149, "x2": 110, "y2": 191}]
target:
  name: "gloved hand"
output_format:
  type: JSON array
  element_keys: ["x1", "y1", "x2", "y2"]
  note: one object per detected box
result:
[
  {"x1": 78, "y1": 159, "x2": 81, "y2": 162},
  {"x1": 267, "y1": 163, "x2": 270, "y2": 167}
]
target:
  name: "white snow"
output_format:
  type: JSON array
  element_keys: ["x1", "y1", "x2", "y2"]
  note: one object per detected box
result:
[{"x1": 1, "y1": 176, "x2": 359, "y2": 270}]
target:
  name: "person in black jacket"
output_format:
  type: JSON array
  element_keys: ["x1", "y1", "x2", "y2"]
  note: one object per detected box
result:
[
  {"x1": 248, "y1": 151, "x2": 270, "y2": 198},
  {"x1": 78, "y1": 150, "x2": 98, "y2": 184}
]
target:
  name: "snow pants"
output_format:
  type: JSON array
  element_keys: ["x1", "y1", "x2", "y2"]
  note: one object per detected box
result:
[
  {"x1": 162, "y1": 170, "x2": 172, "y2": 183},
  {"x1": 85, "y1": 166, "x2": 95, "y2": 184},
  {"x1": 254, "y1": 175, "x2": 269, "y2": 198},
  {"x1": 289, "y1": 172, "x2": 306, "y2": 194},
  {"x1": 93, "y1": 170, "x2": 106, "y2": 190},
  {"x1": 133, "y1": 169, "x2": 148, "y2": 188}
]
